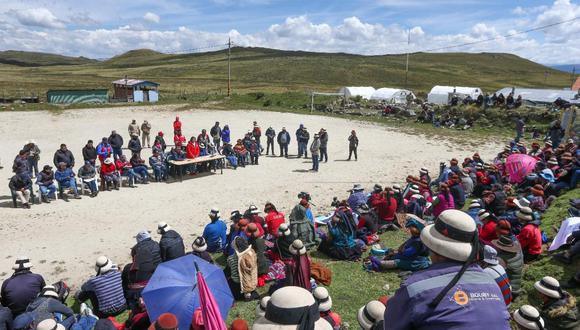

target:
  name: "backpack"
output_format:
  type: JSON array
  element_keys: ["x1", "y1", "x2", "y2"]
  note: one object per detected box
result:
[{"x1": 52, "y1": 280, "x2": 70, "y2": 303}]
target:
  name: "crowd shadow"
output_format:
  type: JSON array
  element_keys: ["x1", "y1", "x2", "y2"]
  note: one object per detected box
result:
[{"x1": 292, "y1": 169, "x2": 312, "y2": 173}]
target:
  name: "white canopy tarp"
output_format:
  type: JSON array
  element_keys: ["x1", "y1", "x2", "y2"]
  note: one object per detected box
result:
[
  {"x1": 370, "y1": 88, "x2": 415, "y2": 104},
  {"x1": 496, "y1": 87, "x2": 578, "y2": 104},
  {"x1": 427, "y1": 85, "x2": 483, "y2": 105},
  {"x1": 338, "y1": 86, "x2": 376, "y2": 99}
]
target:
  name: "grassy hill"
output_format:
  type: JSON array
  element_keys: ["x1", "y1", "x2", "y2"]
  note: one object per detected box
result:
[
  {"x1": 0, "y1": 50, "x2": 97, "y2": 67},
  {"x1": 0, "y1": 47, "x2": 573, "y2": 99}
]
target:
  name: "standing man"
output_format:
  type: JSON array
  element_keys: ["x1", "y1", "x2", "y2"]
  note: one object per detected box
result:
[
  {"x1": 23, "y1": 140, "x2": 40, "y2": 177},
  {"x1": 347, "y1": 130, "x2": 358, "y2": 161},
  {"x1": 310, "y1": 134, "x2": 321, "y2": 172},
  {"x1": 141, "y1": 120, "x2": 152, "y2": 148},
  {"x1": 82, "y1": 140, "x2": 97, "y2": 166},
  {"x1": 515, "y1": 117, "x2": 525, "y2": 143},
  {"x1": 53, "y1": 144, "x2": 75, "y2": 168},
  {"x1": 384, "y1": 210, "x2": 511, "y2": 329},
  {"x1": 128, "y1": 119, "x2": 140, "y2": 138},
  {"x1": 296, "y1": 125, "x2": 310, "y2": 158},
  {"x1": 319, "y1": 128, "x2": 328, "y2": 163},
  {"x1": 210, "y1": 121, "x2": 222, "y2": 150},
  {"x1": 277, "y1": 127, "x2": 291, "y2": 158},
  {"x1": 265, "y1": 126, "x2": 276, "y2": 155},
  {"x1": 252, "y1": 121, "x2": 262, "y2": 153},
  {"x1": 128, "y1": 135, "x2": 142, "y2": 157},
  {"x1": 108, "y1": 130, "x2": 124, "y2": 160}
]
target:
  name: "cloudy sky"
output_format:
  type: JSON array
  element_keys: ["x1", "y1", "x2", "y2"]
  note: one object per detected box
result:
[{"x1": 0, "y1": 0, "x2": 578, "y2": 64}]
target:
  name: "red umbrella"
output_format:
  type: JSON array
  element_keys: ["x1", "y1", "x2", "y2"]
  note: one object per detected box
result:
[{"x1": 195, "y1": 262, "x2": 228, "y2": 330}]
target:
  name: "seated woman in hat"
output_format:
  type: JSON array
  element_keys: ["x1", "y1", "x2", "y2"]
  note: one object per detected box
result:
[
  {"x1": 512, "y1": 305, "x2": 545, "y2": 330},
  {"x1": 528, "y1": 184, "x2": 546, "y2": 212},
  {"x1": 357, "y1": 300, "x2": 385, "y2": 330},
  {"x1": 25, "y1": 285, "x2": 74, "y2": 327},
  {"x1": 534, "y1": 276, "x2": 579, "y2": 330},
  {"x1": 478, "y1": 210, "x2": 499, "y2": 245},
  {"x1": 368, "y1": 218, "x2": 430, "y2": 272},
  {"x1": 100, "y1": 157, "x2": 120, "y2": 190},
  {"x1": 492, "y1": 234, "x2": 524, "y2": 298},
  {"x1": 224, "y1": 237, "x2": 258, "y2": 301},
  {"x1": 516, "y1": 207, "x2": 542, "y2": 263},
  {"x1": 319, "y1": 209, "x2": 361, "y2": 261},
  {"x1": 313, "y1": 287, "x2": 341, "y2": 330},
  {"x1": 190, "y1": 237, "x2": 213, "y2": 264}
]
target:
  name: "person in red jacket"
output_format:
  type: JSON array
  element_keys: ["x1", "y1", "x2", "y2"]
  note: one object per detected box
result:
[
  {"x1": 478, "y1": 209, "x2": 498, "y2": 245},
  {"x1": 186, "y1": 137, "x2": 200, "y2": 159},
  {"x1": 100, "y1": 157, "x2": 120, "y2": 190},
  {"x1": 173, "y1": 116, "x2": 182, "y2": 134},
  {"x1": 516, "y1": 207, "x2": 542, "y2": 263},
  {"x1": 264, "y1": 202, "x2": 285, "y2": 238},
  {"x1": 173, "y1": 133, "x2": 186, "y2": 150},
  {"x1": 369, "y1": 188, "x2": 398, "y2": 230}
]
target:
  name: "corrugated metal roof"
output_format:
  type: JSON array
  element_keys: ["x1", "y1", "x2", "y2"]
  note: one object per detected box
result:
[
  {"x1": 495, "y1": 87, "x2": 578, "y2": 103},
  {"x1": 112, "y1": 79, "x2": 159, "y2": 86}
]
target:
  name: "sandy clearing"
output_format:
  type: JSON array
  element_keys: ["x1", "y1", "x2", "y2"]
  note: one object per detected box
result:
[{"x1": 0, "y1": 105, "x2": 501, "y2": 287}]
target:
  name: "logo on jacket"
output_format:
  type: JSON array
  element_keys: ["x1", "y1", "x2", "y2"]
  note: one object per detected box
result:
[{"x1": 452, "y1": 288, "x2": 469, "y2": 306}]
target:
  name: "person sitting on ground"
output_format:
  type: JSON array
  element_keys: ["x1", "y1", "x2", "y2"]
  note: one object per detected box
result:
[
  {"x1": 347, "y1": 184, "x2": 367, "y2": 212},
  {"x1": 384, "y1": 210, "x2": 511, "y2": 329},
  {"x1": 448, "y1": 174, "x2": 466, "y2": 209},
  {"x1": 512, "y1": 305, "x2": 545, "y2": 330},
  {"x1": 245, "y1": 223, "x2": 270, "y2": 279},
  {"x1": 149, "y1": 150, "x2": 168, "y2": 181},
  {"x1": 313, "y1": 287, "x2": 341, "y2": 329},
  {"x1": 78, "y1": 161, "x2": 99, "y2": 197},
  {"x1": 225, "y1": 214, "x2": 247, "y2": 256},
  {"x1": 25, "y1": 285, "x2": 74, "y2": 326},
  {"x1": 123, "y1": 297, "x2": 150, "y2": 330},
  {"x1": 289, "y1": 199, "x2": 320, "y2": 250},
  {"x1": 478, "y1": 209, "x2": 499, "y2": 245},
  {"x1": 36, "y1": 165, "x2": 57, "y2": 203},
  {"x1": 96, "y1": 138, "x2": 113, "y2": 164},
  {"x1": 130, "y1": 230, "x2": 162, "y2": 283},
  {"x1": 357, "y1": 204, "x2": 379, "y2": 239},
  {"x1": 202, "y1": 208, "x2": 227, "y2": 253},
  {"x1": 368, "y1": 218, "x2": 430, "y2": 272},
  {"x1": 492, "y1": 234, "x2": 524, "y2": 298},
  {"x1": 528, "y1": 184, "x2": 546, "y2": 212},
  {"x1": 100, "y1": 157, "x2": 120, "y2": 190},
  {"x1": 157, "y1": 222, "x2": 185, "y2": 262},
  {"x1": 190, "y1": 237, "x2": 213, "y2": 264},
  {"x1": 53, "y1": 144, "x2": 75, "y2": 168},
  {"x1": 516, "y1": 207, "x2": 542, "y2": 263},
  {"x1": 320, "y1": 209, "x2": 361, "y2": 261},
  {"x1": 55, "y1": 162, "x2": 81, "y2": 200},
  {"x1": 431, "y1": 183, "x2": 455, "y2": 218},
  {"x1": 115, "y1": 155, "x2": 137, "y2": 188},
  {"x1": 77, "y1": 256, "x2": 127, "y2": 319},
  {"x1": 358, "y1": 300, "x2": 385, "y2": 330},
  {"x1": 82, "y1": 140, "x2": 97, "y2": 166},
  {"x1": 9, "y1": 173, "x2": 32, "y2": 208},
  {"x1": 264, "y1": 202, "x2": 285, "y2": 238},
  {"x1": 369, "y1": 187, "x2": 398, "y2": 231},
  {"x1": 224, "y1": 237, "x2": 258, "y2": 301},
  {"x1": 129, "y1": 153, "x2": 149, "y2": 184},
  {"x1": 244, "y1": 205, "x2": 266, "y2": 237},
  {"x1": 481, "y1": 245, "x2": 512, "y2": 306},
  {"x1": 275, "y1": 223, "x2": 296, "y2": 261},
  {"x1": 288, "y1": 240, "x2": 312, "y2": 292},
  {"x1": 534, "y1": 276, "x2": 579, "y2": 330},
  {"x1": 1, "y1": 257, "x2": 45, "y2": 316}
]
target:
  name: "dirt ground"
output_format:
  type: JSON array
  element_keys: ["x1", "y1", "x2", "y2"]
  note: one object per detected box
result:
[{"x1": 0, "y1": 105, "x2": 501, "y2": 287}]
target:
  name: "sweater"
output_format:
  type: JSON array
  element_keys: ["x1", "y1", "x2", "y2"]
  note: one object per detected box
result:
[
  {"x1": 483, "y1": 265, "x2": 512, "y2": 306},
  {"x1": 0, "y1": 271, "x2": 45, "y2": 315},
  {"x1": 202, "y1": 220, "x2": 228, "y2": 252},
  {"x1": 80, "y1": 271, "x2": 126, "y2": 315}
]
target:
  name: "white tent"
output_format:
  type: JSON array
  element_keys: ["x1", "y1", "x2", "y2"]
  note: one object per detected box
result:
[
  {"x1": 338, "y1": 87, "x2": 376, "y2": 100},
  {"x1": 427, "y1": 85, "x2": 483, "y2": 105},
  {"x1": 370, "y1": 88, "x2": 415, "y2": 104},
  {"x1": 495, "y1": 87, "x2": 578, "y2": 104}
]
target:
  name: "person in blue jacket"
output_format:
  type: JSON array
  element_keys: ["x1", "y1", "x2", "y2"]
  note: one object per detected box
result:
[
  {"x1": 384, "y1": 210, "x2": 511, "y2": 330},
  {"x1": 202, "y1": 208, "x2": 227, "y2": 253},
  {"x1": 55, "y1": 162, "x2": 81, "y2": 200}
]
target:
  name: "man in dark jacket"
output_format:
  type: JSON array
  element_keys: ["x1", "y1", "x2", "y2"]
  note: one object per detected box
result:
[
  {"x1": 128, "y1": 135, "x2": 142, "y2": 157},
  {"x1": 265, "y1": 126, "x2": 275, "y2": 155},
  {"x1": 12, "y1": 150, "x2": 30, "y2": 177},
  {"x1": 108, "y1": 130, "x2": 124, "y2": 160},
  {"x1": 53, "y1": 144, "x2": 74, "y2": 168},
  {"x1": 277, "y1": 127, "x2": 291, "y2": 158},
  {"x1": 130, "y1": 231, "x2": 162, "y2": 282},
  {"x1": 157, "y1": 222, "x2": 185, "y2": 262},
  {"x1": 210, "y1": 122, "x2": 222, "y2": 150},
  {"x1": 82, "y1": 140, "x2": 97, "y2": 166},
  {"x1": 296, "y1": 124, "x2": 310, "y2": 158},
  {"x1": 36, "y1": 165, "x2": 57, "y2": 203},
  {"x1": 9, "y1": 174, "x2": 32, "y2": 208},
  {"x1": 25, "y1": 285, "x2": 74, "y2": 325},
  {"x1": 1, "y1": 257, "x2": 45, "y2": 316},
  {"x1": 318, "y1": 128, "x2": 329, "y2": 163}
]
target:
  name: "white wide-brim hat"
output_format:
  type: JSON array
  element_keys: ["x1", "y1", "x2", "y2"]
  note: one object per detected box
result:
[
  {"x1": 192, "y1": 237, "x2": 208, "y2": 252},
  {"x1": 513, "y1": 305, "x2": 545, "y2": 330},
  {"x1": 255, "y1": 296, "x2": 270, "y2": 318},
  {"x1": 514, "y1": 197, "x2": 530, "y2": 209},
  {"x1": 357, "y1": 301, "x2": 385, "y2": 330},
  {"x1": 40, "y1": 285, "x2": 59, "y2": 299},
  {"x1": 157, "y1": 221, "x2": 172, "y2": 234},
  {"x1": 95, "y1": 256, "x2": 113, "y2": 274},
  {"x1": 420, "y1": 210, "x2": 476, "y2": 262},
  {"x1": 289, "y1": 239, "x2": 306, "y2": 255},
  {"x1": 534, "y1": 276, "x2": 562, "y2": 299},
  {"x1": 313, "y1": 287, "x2": 332, "y2": 312},
  {"x1": 516, "y1": 207, "x2": 534, "y2": 222},
  {"x1": 13, "y1": 256, "x2": 32, "y2": 270},
  {"x1": 252, "y1": 317, "x2": 332, "y2": 329},
  {"x1": 36, "y1": 319, "x2": 65, "y2": 330},
  {"x1": 278, "y1": 223, "x2": 291, "y2": 236}
]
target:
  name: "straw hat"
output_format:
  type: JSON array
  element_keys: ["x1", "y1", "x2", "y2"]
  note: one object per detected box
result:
[
  {"x1": 419, "y1": 167, "x2": 429, "y2": 174},
  {"x1": 289, "y1": 239, "x2": 306, "y2": 255},
  {"x1": 12, "y1": 256, "x2": 32, "y2": 271},
  {"x1": 40, "y1": 285, "x2": 59, "y2": 299},
  {"x1": 192, "y1": 237, "x2": 207, "y2": 252},
  {"x1": 469, "y1": 200, "x2": 482, "y2": 209},
  {"x1": 477, "y1": 209, "x2": 491, "y2": 222},
  {"x1": 252, "y1": 286, "x2": 332, "y2": 330},
  {"x1": 350, "y1": 184, "x2": 364, "y2": 192},
  {"x1": 249, "y1": 204, "x2": 260, "y2": 214},
  {"x1": 95, "y1": 256, "x2": 113, "y2": 275},
  {"x1": 392, "y1": 184, "x2": 401, "y2": 192},
  {"x1": 313, "y1": 287, "x2": 332, "y2": 312},
  {"x1": 278, "y1": 223, "x2": 291, "y2": 236},
  {"x1": 36, "y1": 319, "x2": 65, "y2": 330},
  {"x1": 483, "y1": 245, "x2": 499, "y2": 265},
  {"x1": 255, "y1": 296, "x2": 270, "y2": 318},
  {"x1": 420, "y1": 210, "x2": 477, "y2": 262},
  {"x1": 531, "y1": 184, "x2": 544, "y2": 196},
  {"x1": 148, "y1": 313, "x2": 179, "y2": 330},
  {"x1": 157, "y1": 222, "x2": 172, "y2": 234},
  {"x1": 495, "y1": 220, "x2": 511, "y2": 236},
  {"x1": 534, "y1": 276, "x2": 563, "y2": 299},
  {"x1": 409, "y1": 185, "x2": 420, "y2": 194},
  {"x1": 357, "y1": 300, "x2": 385, "y2": 330},
  {"x1": 513, "y1": 305, "x2": 545, "y2": 330},
  {"x1": 516, "y1": 207, "x2": 534, "y2": 222},
  {"x1": 491, "y1": 235, "x2": 521, "y2": 253},
  {"x1": 514, "y1": 197, "x2": 530, "y2": 209},
  {"x1": 208, "y1": 207, "x2": 220, "y2": 217}
]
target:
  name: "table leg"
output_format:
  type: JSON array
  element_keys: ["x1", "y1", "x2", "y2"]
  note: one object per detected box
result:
[{"x1": 180, "y1": 164, "x2": 183, "y2": 182}]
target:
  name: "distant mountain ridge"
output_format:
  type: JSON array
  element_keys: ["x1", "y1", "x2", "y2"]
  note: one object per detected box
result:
[
  {"x1": 0, "y1": 50, "x2": 97, "y2": 67},
  {"x1": 549, "y1": 64, "x2": 579, "y2": 73}
]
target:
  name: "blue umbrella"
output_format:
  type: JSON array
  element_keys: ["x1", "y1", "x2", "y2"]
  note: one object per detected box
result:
[{"x1": 142, "y1": 255, "x2": 234, "y2": 330}]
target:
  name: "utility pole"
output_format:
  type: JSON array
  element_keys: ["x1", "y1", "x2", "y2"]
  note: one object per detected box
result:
[
  {"x1": 405, "y1": 29, "x2": 410, "y2": 88},
  {"x1": 227, "y1": 37, "x2": 232, "y2": 97}
]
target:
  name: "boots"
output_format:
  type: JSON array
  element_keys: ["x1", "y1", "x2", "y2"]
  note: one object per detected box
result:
[
  {"x1": 114, "y1": 181, "x2": 120, "y2": 190},
  {"x1": 60, "y1": 193, "x2": 69, "y2": 202},
  {"x1": 42, "y1": 195, "x2": 50, "y2": 203}
]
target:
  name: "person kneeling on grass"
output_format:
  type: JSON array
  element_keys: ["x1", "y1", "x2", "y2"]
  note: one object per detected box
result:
[
  {"x1": 368, "y1": 218, "x2": 430, "y2": 272},
  {"x1": 78, "y1": 161, "x2": 99, "y2": 197},
  {"x1": 55, "y1": 162, "x2": 81, "y2": 201},
  {"x1": 100, "y1": 158, "x2": 120, "y2": 191}
]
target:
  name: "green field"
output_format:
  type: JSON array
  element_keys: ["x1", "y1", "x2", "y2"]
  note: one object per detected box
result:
[{"x1": 0, "y1": 47, "x2": 574, "y2": 100}]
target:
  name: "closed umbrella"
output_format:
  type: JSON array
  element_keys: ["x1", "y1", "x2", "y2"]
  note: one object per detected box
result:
[
  {"x1": 196, "y1": 262, "x2": 228, "y2": 330},
  {"x1": 142, "y1": 255, "x2": 233, "y2": 330}
]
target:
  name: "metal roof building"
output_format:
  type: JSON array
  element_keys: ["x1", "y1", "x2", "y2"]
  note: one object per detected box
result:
[{"x1": 112, "y1": 78, "x2": 159, "y2": 103}]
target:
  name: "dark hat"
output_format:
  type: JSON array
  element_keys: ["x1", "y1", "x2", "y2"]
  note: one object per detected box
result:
[
  {"x1": 491, "y1": 235, "x2": 521, "y2": 253},
  {"x1": 149, "y1": 313, "x2": 178, "y2": 330},
  {"x1": 43, "y1": 165, "x2": 52, "y2": 170}
]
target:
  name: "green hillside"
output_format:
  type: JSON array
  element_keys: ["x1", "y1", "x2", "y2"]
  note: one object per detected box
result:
[
  {"x1": 0, "y1": 47, "x2": 572, "y2": 99},
  {"x1": 0, "y1": 50, "x2": 97, "y2": 67}
]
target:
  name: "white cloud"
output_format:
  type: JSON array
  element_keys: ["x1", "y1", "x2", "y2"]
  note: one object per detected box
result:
[
  {"x1": 143, "y1": 12, "x2": 160, "y2": 24},
  {"x1": 10, "y1": 7, "x2": 65, "y2": 29}
]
